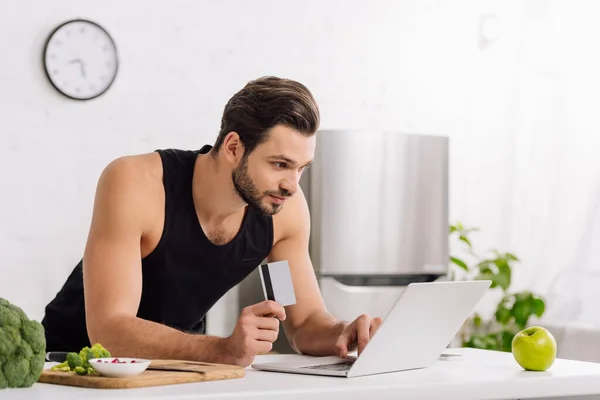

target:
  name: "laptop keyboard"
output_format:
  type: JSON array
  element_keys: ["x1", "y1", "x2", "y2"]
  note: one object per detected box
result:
[
  {"x1": 297, "y1": 354, "x2": 461, "y2": 373},
  {"x1": 301, "y1": 361, "x2": 355, "y2": 371}
]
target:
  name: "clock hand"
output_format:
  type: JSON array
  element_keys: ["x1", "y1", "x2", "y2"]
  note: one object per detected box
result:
[{"x1": 68, "y1": 59, "x2": 86, "y2": 78}]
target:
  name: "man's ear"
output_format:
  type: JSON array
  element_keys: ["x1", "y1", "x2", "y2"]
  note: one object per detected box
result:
[{"x1": 222, "y1": 132, "x2": 245, "y2": 163}]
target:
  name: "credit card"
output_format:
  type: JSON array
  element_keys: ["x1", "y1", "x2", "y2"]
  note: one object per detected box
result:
[{"x1": 259, "y1": 260, "x2": 296, "y2": 306}]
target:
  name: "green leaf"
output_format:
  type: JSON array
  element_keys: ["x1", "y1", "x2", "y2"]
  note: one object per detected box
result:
[
  {"x1": 477, "y1": 264, "x2": 510, "y2": 291},
  {"x1": 505, "y1": 252, "x2": 519, "y2": 262},
  {"x1": 459, "y1": 235, "x2": 472, "y2": 248},
  {"x1": 493, "y1": 259, "x2": 511, "y2": 290},
  {"x1": 495, "y1": 305, "x2": 511, "y2": 325},
  {"x1": 500, "y1": 330, "x2": 515, "y2": 352},
  {"x1": 473, "y1": 314, "x2": 482, "y2": 327},
  {"x1": 450, "y1": 257, "x2": 469, "y2": 271},
  {"x1": 450, "y1": 225, "x2": 457, "y2": 234},
  {"x1": 532, "y1": 297, "x2": 545, "y2": 317},
  {"x1": 515, "y1": 291, "x2": 532, "y2": 302},
  {"x1": 476, "y1": 272, "x2": 497, "y2": 287},
  {"x1": 477, "y1": 260, "x2": 492, "y2": 270},
  {"x1": 464, "y1": 334, "x2": 497, "y2": 350},
  {"x1": 512, "y1": 298, "x2": 533, "y2": 329},
  {"x1": 486, "y1": 333, "x2": 502, "y2": 350}
]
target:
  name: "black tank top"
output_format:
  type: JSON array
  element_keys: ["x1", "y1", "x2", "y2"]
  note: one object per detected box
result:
[{"x1": 42, "y1": 146, "x2": 274, "y2": 352}]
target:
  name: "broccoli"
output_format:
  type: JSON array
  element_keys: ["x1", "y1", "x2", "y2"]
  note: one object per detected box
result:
[
  {"x1": 91, "y1": 343, "x2": 111, "y2": 359},
  {"x1": 0, "y1": 298, "x2": 46, "y2": 389},
  {"x1": 66, "y1": 352, "x2": 82, "y2": 369},
  {"x1": 79, "y1": 347, "x2": 95, "y2": 369},
  {"x1": 50, "y1": 361, "x2": 70, "y2": 373},
  {"x1": 50, "y1": 343, "x2": 110, "y2": 376},
  {"x1": 74, "y1": 366, "x2": 86, "y2": 375},
  {"x1": 78, "y1": 343, "x2": 110, "y2": 369}
]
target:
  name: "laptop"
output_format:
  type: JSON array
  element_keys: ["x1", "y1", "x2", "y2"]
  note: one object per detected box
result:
[{"x1": 251, "y1": 279, "x2": 491, "y2": 378}]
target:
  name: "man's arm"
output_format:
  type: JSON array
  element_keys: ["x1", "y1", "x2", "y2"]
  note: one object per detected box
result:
[
  {"x1": 269, "y1": 188, "x2": 382, "y2": 357},
  {"x1": 82, "y1": 156, "x2": 229, "y2": 363},
  {"x1": 267, "y1": 225, "x2": 346, "y2": 356}
]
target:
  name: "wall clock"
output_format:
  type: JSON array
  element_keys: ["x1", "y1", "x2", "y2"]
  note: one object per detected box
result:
[{"x1": 43, "y1": 19, "x2": 119, "y2": 100}]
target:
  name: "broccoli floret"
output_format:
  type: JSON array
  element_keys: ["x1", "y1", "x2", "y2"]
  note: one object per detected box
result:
[
  {"x1": 21, "y1": 320, "x2": 45, "y2": 354},
  {"x1": 90, "y1": 343, "x2": 111, "y2": 359},
  {"x1": 86, "y1": 344, "x2": 111, "y2": 375},
  {"x1": 0, "y1": 298, "x2": 46, "y2": 389},
  {"x1": 3, "y1": 359, "x2": 29, "y2": 388},
  {"x1": 66, "y1": 352, "x2": 83, "y2": 369},
  {"x1": 28, "y1": 356, "x2": 45, "y2": 382},
  {"x1": 79, "y1": 347, "x2": 95, "y2": 368},
  {"x1": 0, "y1": 330, "x2": 17, "y2": 358},
  {"x1": 16, "y1": 342, "x2": 33, "y2": 360},
  {"x1": 50, "y1": 360, "x2": 68, "y2": 370},
  {"x1": 43, "y1": 342, "x2": 111, "y2": 377},
  {"x1": 47, "y1": 343, "x2": 110, "y2": 377},
  {"x1": 74, "y1": 366, "x2": 87, "y2": 375},
  {"x1": 0, "y1": 368, "x2": 8, "y2": 389},
  {"x1": 0, "y1": 299, "x2": 21, "y2": 327}
]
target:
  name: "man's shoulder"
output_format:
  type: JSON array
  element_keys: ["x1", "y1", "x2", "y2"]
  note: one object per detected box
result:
[
  {"x1": 94, "y1": 152, "x2": 166, "y2": 232},
  {"x1": 101, "y1": 151, "x2": 163, "y2": 187},
  {"x1": 95, "y1": 152, "x2": 165, "y2": 213}
]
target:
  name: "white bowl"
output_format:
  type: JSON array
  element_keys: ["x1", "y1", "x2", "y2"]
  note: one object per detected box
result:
[{"x1": 88, "y1": 357, "x2": 151, "y2": 378}]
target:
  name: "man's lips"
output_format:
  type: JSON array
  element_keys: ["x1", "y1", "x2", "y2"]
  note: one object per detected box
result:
[{"x1": 269, "y1": 195, "x2": 286, "y2": 204}]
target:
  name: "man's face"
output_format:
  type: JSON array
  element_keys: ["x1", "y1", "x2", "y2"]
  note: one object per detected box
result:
[{"x1": 232, "y1": 125, "x2": 315, "y2": 216}]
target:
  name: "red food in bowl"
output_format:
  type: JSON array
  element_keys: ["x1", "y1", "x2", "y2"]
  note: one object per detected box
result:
[{"x1": 96, "y1": 358, "x2": 138, "y2": 364}]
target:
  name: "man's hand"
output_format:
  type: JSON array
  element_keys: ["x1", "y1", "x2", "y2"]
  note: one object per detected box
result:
[
  {"x1": 335, "y1": 314, "x2": 383, "y2": 358},
  {"x1": 221, "y1": 300, "x2": 286, "y2": 367}
]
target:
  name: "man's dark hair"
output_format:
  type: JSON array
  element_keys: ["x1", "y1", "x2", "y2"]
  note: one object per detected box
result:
[{"x1": 213, "y1": 76, "x2": 320, "y2": 156}]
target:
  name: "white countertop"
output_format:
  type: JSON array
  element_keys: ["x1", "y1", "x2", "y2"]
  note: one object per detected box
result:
[{"x1": 4, "y1": 348, "x2": 600, "y2": 400}]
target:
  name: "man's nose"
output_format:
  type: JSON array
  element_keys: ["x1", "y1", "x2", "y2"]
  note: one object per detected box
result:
[{"x1": 280, "y1": 177, "x2": 298, "y2": 196}]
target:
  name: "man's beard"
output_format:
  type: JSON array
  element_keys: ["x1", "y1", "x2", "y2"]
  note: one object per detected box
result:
[{"x1": 232, "y1": 156, "x2": 291, "y2": 216}]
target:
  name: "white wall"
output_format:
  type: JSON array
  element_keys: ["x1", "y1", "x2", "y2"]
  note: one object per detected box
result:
[
  {"x1": 0, "y1": 0, "x2": 520, "y2": 327},
  {"x1": 3, "y1": 0, "x2": 599, "y2": 337}
]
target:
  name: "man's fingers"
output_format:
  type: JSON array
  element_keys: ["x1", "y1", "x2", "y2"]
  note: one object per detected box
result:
[
  {"x1": 370, "y1": 317, "x2": 383, "y2": 337},
  {"x1": 256, "y1": 340, "x2": 274, "y2": 355},
  {"x1": 255, "y1": 316, "x2": 280, "y2": 331},
  {"x1": 335, "y1": 340, "x2": 348, "y2": 358},
  {"x1": 335, "y1": 330, "x2": 350, "y2": 358},
  {"x1": 356, "y1": 315, "x2": 371, "y2": 356},
  {"x1": 256, "y1": 327, "x2": 279, "y2": 343},
  {"x1": 250, "y1": 300, "x2": 286, "y2": 321}
]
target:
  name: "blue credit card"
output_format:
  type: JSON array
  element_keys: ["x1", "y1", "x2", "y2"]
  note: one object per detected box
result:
[{"x1": 259, "y1": 260, "x2": 297, "y2": 306}]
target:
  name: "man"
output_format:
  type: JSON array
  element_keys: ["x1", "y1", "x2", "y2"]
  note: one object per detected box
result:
[{"x1": 42, "y1": 76, "x2": 382, "y2": 367}]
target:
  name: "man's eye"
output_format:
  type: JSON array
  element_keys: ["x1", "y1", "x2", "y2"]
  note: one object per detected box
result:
[{"x1": 273, "y1": 162, "x2": 287, "y2": 169}]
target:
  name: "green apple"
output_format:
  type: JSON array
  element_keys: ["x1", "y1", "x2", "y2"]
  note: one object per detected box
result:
[{"x1": 511, "y1": 326, "x2": 557, "y2": 371}]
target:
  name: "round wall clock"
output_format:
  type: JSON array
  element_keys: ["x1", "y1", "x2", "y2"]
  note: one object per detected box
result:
[{"x1": 43, "y1": 19, "x2": 119, "y2": 101}]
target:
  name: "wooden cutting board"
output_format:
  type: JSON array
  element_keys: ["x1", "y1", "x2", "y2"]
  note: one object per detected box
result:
[{"x1": 38, "y1": 359, "x2": 245, "y2": 389}]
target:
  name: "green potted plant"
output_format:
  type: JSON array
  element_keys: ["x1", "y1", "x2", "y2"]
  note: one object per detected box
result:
[{"x1": 449, "y1": 222, "x2": 546, "y2": 352}]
